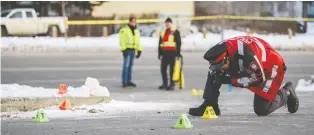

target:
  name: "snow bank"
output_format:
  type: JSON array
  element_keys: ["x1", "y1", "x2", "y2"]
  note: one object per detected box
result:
[
  {"x1": 0, "y1": 34, "x2": 158, "y2": 50},
  {"x1": 183, "y1": 30, "x2": 314, "y2": 50},
  {"x1": 1, "y1": 84, "x2": 88, "y2": 97},
  {"x1": 0, "y1": 77, "x2": 110, "y2": 98},
  {"x1": 1, "y1": 100, "x2": 189, "y2": 119},
  {"x1": 295, "y1": 76, "x2": 314, "y2": 91},
  {"x1": 0, "y1": 76, "x2": 189, "y2": 119},
  {"x1": 1, "y1": 30, "x2": 314, "y2": 51},
  {"x1": 84, "y1": 77, "x2": 110, "y2": 97}
]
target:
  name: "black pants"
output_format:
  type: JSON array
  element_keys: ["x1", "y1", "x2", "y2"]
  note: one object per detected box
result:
[
  {"x1": 203, "y1": 72, "x2": 289, "y2": 116},
  {"x1": 160, "y1": 53, "x2": 176, "y2": 86},
  {"x1": 203, "y1": 73, "x2": 222, "y2": 107}
]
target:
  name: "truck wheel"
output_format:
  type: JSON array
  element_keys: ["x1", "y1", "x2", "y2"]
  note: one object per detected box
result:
[
  {"x1": 47, "y1": 26, "x2": 59, "y2": 37},
  {"x1": 1, "y1": 26, "x2": 8, "y2": 37}
]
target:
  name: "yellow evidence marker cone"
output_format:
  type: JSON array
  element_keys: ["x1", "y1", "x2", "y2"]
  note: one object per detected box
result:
[
  {"x1": 201, "y1": 106, "x2": 218, "y2": 119},
  {"x1": 199, "y1": 89, "x2": 204, "y2": 95},
  {"x1": 191, "y1": 89, "x2": 198, "y2": 96},
  {"x1": 32, "y1": 109, "x2": 49, "y2": 123},
  {"x1": 173, "y1": 114, "x2": 193, "y2": 129}
]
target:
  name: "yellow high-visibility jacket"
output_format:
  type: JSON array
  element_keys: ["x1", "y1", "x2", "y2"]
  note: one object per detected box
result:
[{"x1": 119, "y1": 25, "x2": 142, "y2": 51}]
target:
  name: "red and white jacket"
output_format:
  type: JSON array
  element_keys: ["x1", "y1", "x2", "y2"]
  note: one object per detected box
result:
[{"x1": 223, "y1": 36, "x2": 286, "y2": 101}]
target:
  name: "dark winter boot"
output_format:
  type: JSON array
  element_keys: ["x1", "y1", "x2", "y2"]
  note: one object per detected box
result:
[
  {"x1": 284, "y1": 82, "x2": 299, "y2": 113},
  {"x1": 166, "y1": 83, "x2": 175, "y2": 91},
  {"x1": 122, "y1": 83, "x2": 128, "y2": 88},
  {"x1": 189, "y1": 100, "x2": 221, "y2": 116},
  {"x1": 158, "y1": 84, "x2": 167, "y2": 90},
  {"x1": 127, "y1": 82, "x2": 137, "y2": 87}
]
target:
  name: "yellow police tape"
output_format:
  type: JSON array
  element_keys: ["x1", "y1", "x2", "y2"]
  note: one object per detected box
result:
[{"x1": 66, "y1": 15, "x2": 314, "y2": 25}]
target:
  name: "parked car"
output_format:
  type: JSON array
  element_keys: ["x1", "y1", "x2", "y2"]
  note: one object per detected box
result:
[{"x1": 1, "y1": 8, "x2": 68, "y2": 37}]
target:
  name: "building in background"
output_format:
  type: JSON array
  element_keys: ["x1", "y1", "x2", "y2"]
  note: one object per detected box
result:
[
  {"x1": 194, "y1": 1, "x2": 314, "y2": 34},
  {"x1": 92, "y1": 1, "x2": 194, "y2": 17},
  {"x1": 92, "y1": 1, "x2": 196, "y2": 37},
  {"x1": 2, "y1": 1, "x2": 312, "y2": 37},
  {"x1": 297, "y1": 1, "x2": 314, "y2": 33}
]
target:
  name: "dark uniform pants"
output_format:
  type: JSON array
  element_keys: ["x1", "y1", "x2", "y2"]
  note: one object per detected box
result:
[
  {"x1": 160, "y1": 52, "x2": 176, "y2": 86},
  {"x1": 203, "y1": 72, "x2": 289, "y2": 116}
]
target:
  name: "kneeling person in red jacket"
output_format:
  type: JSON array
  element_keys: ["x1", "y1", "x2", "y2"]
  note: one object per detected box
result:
[{"x1": 189, "y1": 36, "x2": 299, "y2": 116}]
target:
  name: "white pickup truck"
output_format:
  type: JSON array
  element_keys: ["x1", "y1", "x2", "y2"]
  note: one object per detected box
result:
[{"x1": 1, "y1": 8, "x2": 68, "y2": 37}]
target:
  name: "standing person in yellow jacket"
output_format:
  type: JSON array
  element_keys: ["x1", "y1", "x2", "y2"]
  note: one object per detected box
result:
[
  {"x1": 119, "y1": 17, "x2": 142, "y2": 88},
  {"x1": 158, "y1": 17, "x2": 182, "y2": 90}
]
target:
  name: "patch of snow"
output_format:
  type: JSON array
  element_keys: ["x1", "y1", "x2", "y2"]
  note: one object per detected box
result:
[
  {"x1": 295, "y1": 76, "x2": 314, "y2": 91},
  {"x1": 85, "y1": 77, "x2": 110, "y2": 97},
  {"x1": 307, "y1": 22, "x2": 314, "y2": 34},
  {"x1": 0, "y1": 77, "x2": 110, "y2": 98}
]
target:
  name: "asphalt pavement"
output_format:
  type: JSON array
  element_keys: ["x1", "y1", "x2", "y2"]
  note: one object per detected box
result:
[{"x1": 1, "y1": 51, "x2": 314, "y2": 135}]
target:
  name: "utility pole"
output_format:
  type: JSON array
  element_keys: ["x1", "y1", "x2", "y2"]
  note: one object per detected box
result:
[
  {"x1": 302, "y1": 1, "x2": 308, "y2": 33},
  {"x1": 60, "y1": 1, "x2": 68, "y2": 37},
  {"x1": 220, "y1": 2, "x2": 225, "y2": 41}
]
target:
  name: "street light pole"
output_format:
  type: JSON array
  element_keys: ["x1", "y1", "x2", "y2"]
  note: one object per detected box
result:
[{"x1": 60, "y1": 1, "x2": 68, "y2": 37}]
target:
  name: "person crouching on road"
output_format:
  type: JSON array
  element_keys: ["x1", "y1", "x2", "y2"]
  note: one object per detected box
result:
[
  {"x1": 189, "y1": 36, "x2": 299, "y2": 116},
  {"x1": 119, "y1": 17, "x2": 142, "y2": 88},
  {"x1": 158, "y1": 17, "x2": 182, "y2": 91}
]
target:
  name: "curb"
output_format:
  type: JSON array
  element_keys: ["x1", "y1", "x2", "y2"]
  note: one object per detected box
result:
[{"x1": 1, "y1": 96, "x2": 112, "y2": 112}]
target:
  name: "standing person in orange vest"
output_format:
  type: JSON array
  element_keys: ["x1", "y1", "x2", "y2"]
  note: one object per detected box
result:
[{"x1": 158, "y1": 17, "x2": 182, "y2": 91}]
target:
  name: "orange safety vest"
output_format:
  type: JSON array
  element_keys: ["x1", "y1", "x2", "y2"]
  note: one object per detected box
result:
[{"x1": 160, "y1": 28, "x2": 177, "y2": 51}]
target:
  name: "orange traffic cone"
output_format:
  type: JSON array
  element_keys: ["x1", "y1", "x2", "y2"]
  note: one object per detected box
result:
[
  {"x1": 59, "y1": 99, "x2": 72, "y2": 110},
  {"x1": 58, "y1": 83, "x2": 68, "y2": 95}
]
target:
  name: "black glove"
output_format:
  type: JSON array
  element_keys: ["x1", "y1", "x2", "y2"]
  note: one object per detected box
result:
[
  {"x1": 176, "y1": 52, "x2": 181, "y2": 57},
  {"x1": 122, "y1": 50, "x2": 127, "y2": 57},
  {"x1": 136, "y1": 51, "x2": 141, "y2": 59},
  {"x1": 158, "y1": 54, "x2": 162, "y2": 60}
]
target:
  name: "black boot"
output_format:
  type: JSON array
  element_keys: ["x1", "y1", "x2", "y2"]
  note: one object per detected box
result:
[
  {"x1": 122, "y1": 83, "x2": 128, "y2": 88},
  {"x1": 127, "y1": 82, "x2": 137, "y2": 87},
  {"x1": 158, "y1": 84, "x2": 167, "y2": 90},
  {"x1": 166, "y1": 83, "x2": 175, "y2": 91},
  {"x1": 189, "y1": 100, "x2": 221, "y2": 116},
  {"x1": 284, "y1": 82, "x2": 299, "y2": 113}
]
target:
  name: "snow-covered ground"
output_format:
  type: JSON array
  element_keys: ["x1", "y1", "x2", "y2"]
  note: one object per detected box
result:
[
  {"x1": 0, "y1": 81, "x2": 189, "y2": 119},
  {"x1": 0, "y1": 83, "x2": 189, "y2": 119},
  {"x1": 1, "y1": 30, "x2": 314, "y2": 51},
  {"x1": 2, "y1": 77, "x2": 313, "y2": 119},
  {"x1": 1, "y1": 75, "x2": 312, "y2": 119},
  {"x1": 1, "y1": 99, "x2": 190, "y2": 119}
]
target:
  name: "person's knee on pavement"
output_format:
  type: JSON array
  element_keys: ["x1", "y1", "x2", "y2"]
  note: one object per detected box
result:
[
  {"x1": 254, "y1": 108, "x2": 270, "y2": 116},
  {"x1": 253, "y1": 94, "x2": 273, "y2": 116}
]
